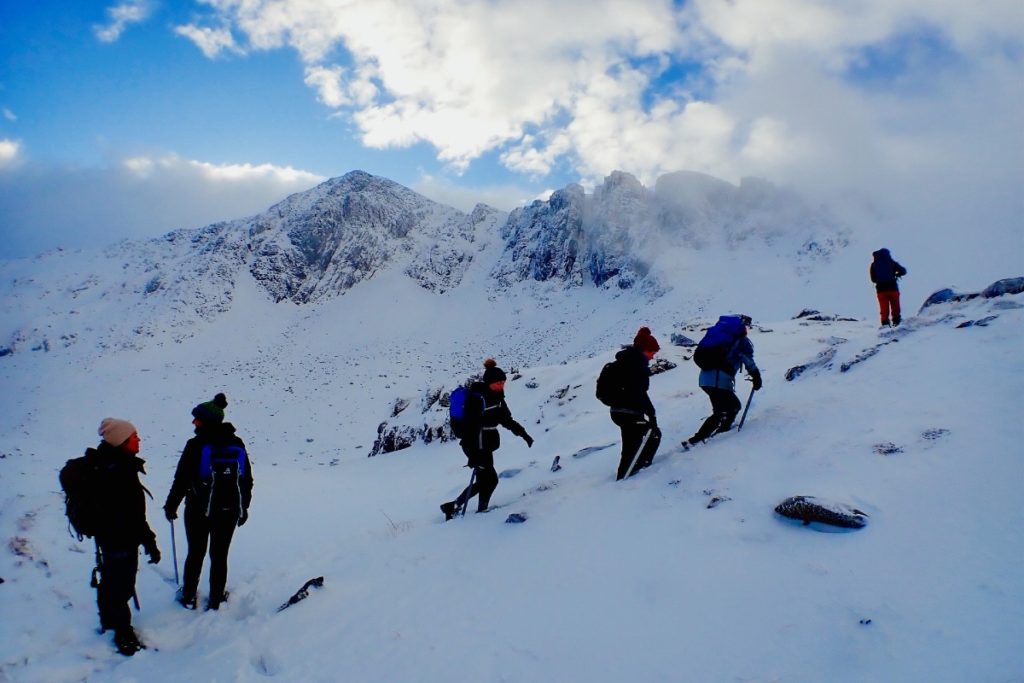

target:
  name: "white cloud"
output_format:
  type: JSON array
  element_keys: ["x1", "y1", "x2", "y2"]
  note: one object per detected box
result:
[
  {"x1": 94, "y1": 1, "x2": 151, "y2": 43},
  {"x1": 0, "y1": 154, "x2": 324, "y2": 258},
  {"x1": 0, "y1": 138, "x2": 21, "y2": 168},
  {"x1": 182, "y1": 0, "x2": 1021, "y2": 244},
  {"x1": 411, "y1": 173, "x2": 536, "y2": 213},
  {"x1": 188, "y1": 159, "x2": 323, "y2": 185},
  {"x1": 304, "y1": 65, "x2": 350, "y2": 107},
  {"x1": 2, "y1": 108, "x2": 16, "y2": 122},
  {"x1": 173, "y1": 24, "x2": 243, "y2": 58}
]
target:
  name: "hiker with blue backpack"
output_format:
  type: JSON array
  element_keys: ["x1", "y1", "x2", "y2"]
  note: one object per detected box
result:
[
  {"x1": 440, "y1": 359, "x2": 534, "y2": 520},
  {"x1": 684, "y1": 315, "x2": 762, "y2": 447},
  {"x1": 596, "y1": 326, "x2": 662, "y2": 480},
  {"x1": 163, "y1": 393, "x2": 253, "y2": 610}
]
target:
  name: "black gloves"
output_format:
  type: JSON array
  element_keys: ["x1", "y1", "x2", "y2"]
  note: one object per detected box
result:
[
  {"x1": 750, "y1": 371, "x2": 763, "y2": 391},
  {"x1": 237, "y1": 509, "x2": 249, "y2": 527},
  {"x1": 523, "y1": 434, "x2": 534, "y2": 448},
  {"x1": 163, "y1": 505, "x2": 178, "y2": 522},
  {"x1": 144, "y1": 540, "x2": 161, "y2": 564}
]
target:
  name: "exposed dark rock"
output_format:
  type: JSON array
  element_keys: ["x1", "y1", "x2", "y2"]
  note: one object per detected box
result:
[
  {"x1": 774, "y1": 495, "x2": 868, "y2": 529},
  {"x1": 571, "y1": 443, "x2": 616, "y2": 459},
  {"x1": 650, "y1": 358, "x2": 677, "y2": 375},
  {"x1": 785, "y1": 347, "x2": 837, "y2": 381},
  {"x1": 957, "y1": 316, "x2": 999, "y2": 328},
  {"x1": 920, "y1": 276, "x2": 1023, "y2": 312},
  {"x1": 793, "y1": 309, "x2": 858, "y2": 322},
  {"x1": 368, "y1": 423, "x2": 420, "y2": 457},
  {"x1": 391, "y1": 398, "x2": 410, "y2": 417},
  {"x1": 670, "y1": 333, "x2": 698, "y2": 347},
  {"x1": 873, "y1": 442, "x2": 904, "y2": 456},
  {"x1": 982, "y1": 277, "x2": 1024, "y2": 298},
  {"x1": 840, "y1": 340, "x2": 898, "y2": 372}
]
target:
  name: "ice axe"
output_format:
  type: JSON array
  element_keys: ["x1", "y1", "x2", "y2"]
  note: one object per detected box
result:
[
  {"x1": 737, "y1": 385, "x2": 755, "y2": 432},
  {"x1": 170, "y1": 519, "x2": 180, "y2": 586}
]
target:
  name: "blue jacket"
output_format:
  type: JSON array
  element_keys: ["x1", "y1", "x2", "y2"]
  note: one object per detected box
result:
[{"x1": 698, "y1": 336, "x2": 758, "y2": 391}]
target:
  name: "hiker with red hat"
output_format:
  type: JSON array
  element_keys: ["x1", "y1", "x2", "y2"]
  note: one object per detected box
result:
[{"x1": 600, "y1": 327, "x2": 662, "y2": 480}]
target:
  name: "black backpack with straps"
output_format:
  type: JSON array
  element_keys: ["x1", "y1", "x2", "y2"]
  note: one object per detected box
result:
[{"x1": 595, "y1": 358, "x2": 626, "y2": 407}]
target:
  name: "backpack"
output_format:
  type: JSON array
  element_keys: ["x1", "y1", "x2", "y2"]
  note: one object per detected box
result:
[
  {"x1": 595, "y1": 358, "x2": 625, "y2": 407},
  {"x1": 448, "y1": 385, "x2": 482, "y2": 439},
  {"x1": 59, "y1": 452, "x2": 102, "y2": 540},
  {"x1": 199, "y1": 443, "x2": 247, "y2": 516},
  {"x1": 693, "y1": 316, "x2": 746, "y2": 372}
]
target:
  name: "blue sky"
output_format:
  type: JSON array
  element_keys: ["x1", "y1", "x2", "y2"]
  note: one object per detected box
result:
[{"x1": 1, "y1": 0, "x2": 1021, "y2": 258}]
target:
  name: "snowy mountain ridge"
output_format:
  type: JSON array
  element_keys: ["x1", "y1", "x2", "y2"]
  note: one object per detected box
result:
[{"x1": 0, "y1": 169, "x2": 848, "y2": 360}]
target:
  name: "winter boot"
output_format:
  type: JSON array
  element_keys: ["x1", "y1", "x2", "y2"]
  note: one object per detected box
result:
[
  {"x1": 113, "y1": 626, "x2": 144, "y2": 656},
  {"x1": 177, "y1": 591, "x2": 197, "y2": 610},
  {"x1": 892, "y1": 315, "x2": 902, "y2": 326},
  {"x1": 440, "y1": 502, "x2": 457, "y2": 521},
  {"x1": 880, "y1": 318, "x2": 890, "y2": 328},
  {"x1": 206, "y1": 591, "x2": 229, "y2": 611}
]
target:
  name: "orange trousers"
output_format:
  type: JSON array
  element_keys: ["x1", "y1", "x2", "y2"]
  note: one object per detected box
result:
[{"x1": 876, "y1": 290, "x2": 901, "y2": 323}]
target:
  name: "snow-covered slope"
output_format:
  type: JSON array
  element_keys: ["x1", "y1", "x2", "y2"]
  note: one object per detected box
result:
[
  {"x1": 0, "y1": 278, "x2": 1021, "y2": 682},
  {"x1": 0, "y1": 168, "x2": 1020, "y2": 682}
]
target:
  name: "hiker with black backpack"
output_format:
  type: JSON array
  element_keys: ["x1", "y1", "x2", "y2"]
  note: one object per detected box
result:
[
  {"x1": 440, "y1": 359, "x2": 534, "y2": 520},
  {"x1": 596, "y1": 326, "x2": 662, "y2": 480},
  {"x1": 684, "y1": 315, "x2": 762, "y2": 447},
  {"x1": 60, "y1": 418, "x2": 160, "y2": 656},
  {"x1": 163, "y1": 393, "x2": 253, "y2": 611},
  {"x1": 870, "y1": 248, "x2": 908, "y2": 327}
]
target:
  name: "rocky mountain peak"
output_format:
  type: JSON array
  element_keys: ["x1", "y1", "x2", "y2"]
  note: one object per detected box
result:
[{"x1": 245, "y1": 171, "x2": 493, "y2": 303}]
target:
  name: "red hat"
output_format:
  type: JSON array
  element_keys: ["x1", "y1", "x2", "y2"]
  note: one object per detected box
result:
[{"x1": 633, "y1": 326, "x2": 660, "y2": 353}]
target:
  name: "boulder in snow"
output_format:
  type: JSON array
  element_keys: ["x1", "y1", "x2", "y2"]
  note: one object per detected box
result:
[{"x1": 774, "y1": 495, "x2": 868, "y2": 530}]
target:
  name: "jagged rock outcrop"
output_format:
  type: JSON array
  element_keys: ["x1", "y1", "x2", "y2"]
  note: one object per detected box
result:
[
  {"x1": 247, "y1": 171, "x2": 502, "y2": 302},
  {"x1": 920, "y1": 277, "x2": 1024, "y2": 312},
  {"x1": 493, "y1": 170, "x2": 848, "y2": 291}
]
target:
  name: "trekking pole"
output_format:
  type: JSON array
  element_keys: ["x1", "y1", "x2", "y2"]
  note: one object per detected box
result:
[
  {"x1": 737, "y1": 385, "x2": 755, "y2": 432},
  {"x1": 170, "y1": 520, "x2": 180, "y2": 587},
  {"x1": 460, "y1": 469, "x2": 477, "y2": 518}
]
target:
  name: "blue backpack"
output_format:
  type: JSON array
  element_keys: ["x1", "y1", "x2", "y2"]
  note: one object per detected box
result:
[
  {"x1": 449, "y1": 386, "x2": 482, "y2": 439},
  {"x1": 199, "y1": 443, "x2": 246, "y2": 516},
  {"x1": 693, "y1": 316, "x2": 746, "y2": 372}
]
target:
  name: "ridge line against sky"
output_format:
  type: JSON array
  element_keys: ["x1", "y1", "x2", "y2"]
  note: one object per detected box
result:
[{"x1": 0, "y1": 0, "x2": 1022, "y2": 258}]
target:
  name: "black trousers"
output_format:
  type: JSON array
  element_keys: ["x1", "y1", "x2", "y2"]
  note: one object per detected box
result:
[
  {"x1": 96, "y1": 544, "x2": 138, "y2": 632},
  {"x1": 692, "y1": 387, "x2": 741, "y2": 442},
  {"x1": 611, "y1": 412, "x2": 659, "y2": 480},
  {"x1": 182, "y1": 506, "x2": 238, "y2": 601},
  {"x1": 455, "y1": 441, "x2": 499, "y2": 512}
]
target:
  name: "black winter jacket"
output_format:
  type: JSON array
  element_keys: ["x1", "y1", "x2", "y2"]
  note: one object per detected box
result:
[
  {"x1": 88, "y1": 442, "x2": 157, "y2": 551},
  {"x1": 460, "y1": 381, "x2": 528, "y2": 453},
  {"x1": 870, "y1": 249, "x2": 907, "y2": 292},
  {"x1": 164, "y1": 422, "x2": 253, "y2": 516},
  {"x1": 609, "y1": 345, "x2": 656, "y2": 420}
]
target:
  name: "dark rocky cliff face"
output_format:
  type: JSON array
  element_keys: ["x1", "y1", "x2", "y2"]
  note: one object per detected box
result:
[
  {"x1": 246, "y1": 171, "x2": 494, "y2": 303},
  {"x1": 492, "y1": 170, "x2": 847, "y2": 291}
]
